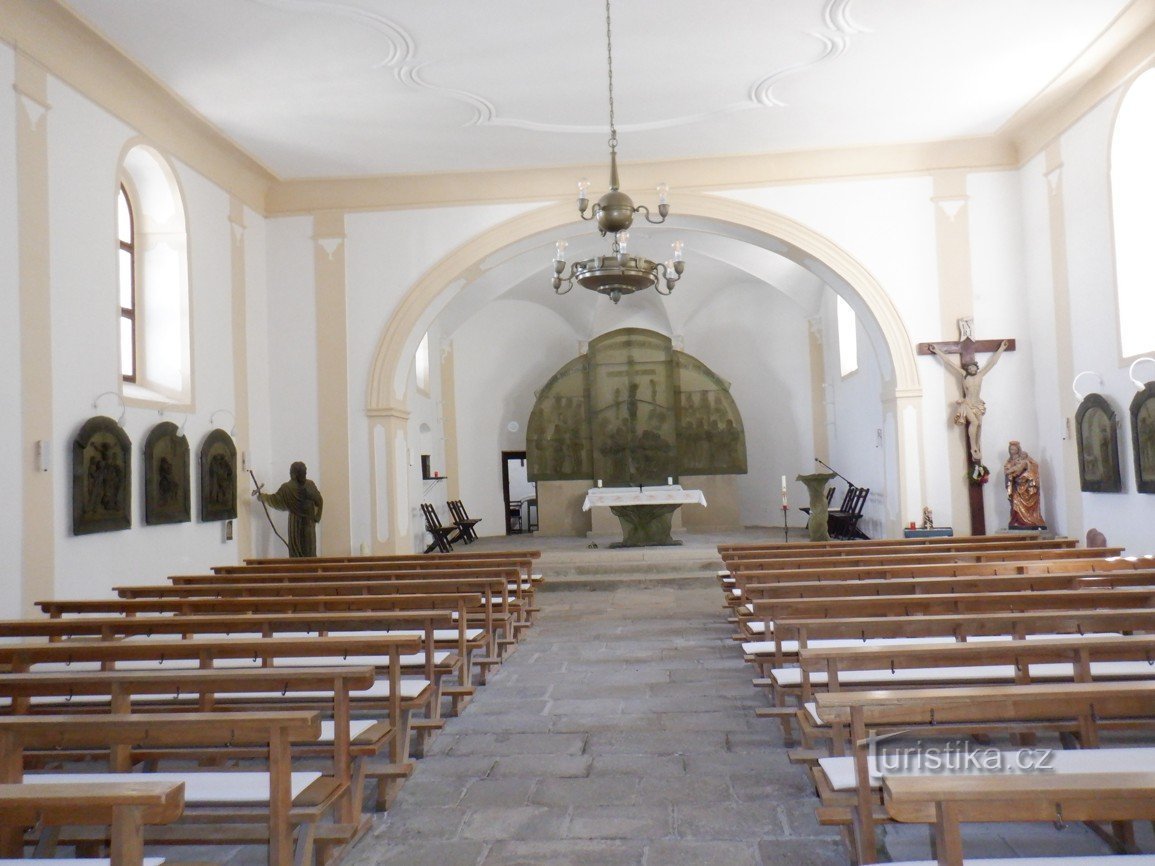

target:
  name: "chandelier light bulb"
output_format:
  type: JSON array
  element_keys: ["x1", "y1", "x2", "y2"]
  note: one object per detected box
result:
[
  {"x1": 657, "y1": 183, "x2": 669, "y2": 205},
  {"x1": 671, "y1": 240, "x2": 684, "y2": 262},
  {"x1": 554, "y1": 240, "x2": 569, "y2": 261},
  {"x1": 615, "y1": 230, "x2": 629, "y2": 253}
]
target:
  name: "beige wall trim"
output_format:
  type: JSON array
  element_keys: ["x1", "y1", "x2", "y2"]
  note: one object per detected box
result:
[
  {"x1": 440, "y1": 343, "x2": 461, "y2": 502},
  {"x1": 1004, "y1": 2, "x2": 1155, "y2": 164},
  {"x1": 929, "y1": 171, "x2": 977, "y2": 531},
  {"x1": 267, "y1": 137, "x2": 1018, "y2": 216},
  {"x1": 1043, "y1": 143, "x2": 1084, "y2": 538},
  {"x1": 228, "y1": 197, "x2": 253, "y2": 559},
  {"x1": 1, "y1": 0, "x2": 275, "y2": 212},
  {"x1": 16, "y1": 50, "x2": 55, "y2": 614},
  {"x1": 807, "y1": 318, "x2": 830, "y2": 460},
  {"x1": 312, "y1": 211, "x2": 352, "y2": 555}
]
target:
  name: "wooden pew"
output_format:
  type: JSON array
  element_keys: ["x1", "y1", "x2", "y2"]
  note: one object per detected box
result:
[
  {"x1": 111, "y1": 578, "x2": 522, "y2": 664},
  {"x1": 813, "y1": 680, "x2": 1155, "y2": 864},
  {"x1": 795, "y1": 633, "x2": 1155, "y2": 704},
  {"x1": 722, "y1": 555, "x2": 1152, "y2": 610},
  {"x1": 0, "y1": 666, "x2": 410, "y2": 816},
  {"x1": 726, "y1": 546, "x2": 1127, "y2": 575},
  {"x1": 763, "y1": 607, "x2": 1155, "y2": 667},
  {"x1": 0, "y1": 635, "x2": 426, "y2": 768},
  {"x1": 0, "y1": 712, "x2": 322, "y2": 866},
  {"x1": 1, "y1": 607, "x2": 479, "y2": 717},
  {"x1": 241, "y1": 550, "x2": 541, "y2": 567},
  {"x1": 0, "y1": 780, "x2": 183, "y2": 865},
  {"x1": 721, "y1": 537, "x2": 1080, "y2": 568},
  {"x1": 747, "y1": 587, "x2": 1155, "y2": 629},
  {"x1": 717, "y1": 534, "x2": 1060, "y2": 556},
  {"x1": 766, "y1": 632, "x2": 1155, "y2": 745},
  {"x1": 883, "y1": 772, "x2": 1155, "y2": 866},
  {"x1": 740, "y1": 569, "x2": 1155, "y2": 606},
  {"x1": 35, "y1": 593, "x2": 508, "y2": 685},
  {"x1": 203, "y1": 561, "x2": 543, "y2": 624}
]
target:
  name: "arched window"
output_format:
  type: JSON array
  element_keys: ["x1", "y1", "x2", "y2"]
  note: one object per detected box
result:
[
  {"x1": 415, "y1": 332, "x2": 431, "y2": 395},
  {"x1": 118, "y1": 145, "x2": 191, "y2": 405},
  {"x1": 117, "y1": 185, "x2": 137, "y2": 382},
  {"x1": 1110, "y1": 68, "x2": 1155, "y2": 358},
  {"x1": 837, "y1": 295, "x2": 858, "y2": 377}
]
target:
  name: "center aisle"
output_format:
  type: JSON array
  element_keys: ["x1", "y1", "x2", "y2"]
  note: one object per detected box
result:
[{"x1": 345, "y1": 580, "x2": 842, "y2": 866}]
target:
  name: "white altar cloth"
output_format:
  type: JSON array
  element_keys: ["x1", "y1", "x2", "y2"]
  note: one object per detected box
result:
[{"x1": 581, "y1": 485, "x2": 707, "y2": 511}]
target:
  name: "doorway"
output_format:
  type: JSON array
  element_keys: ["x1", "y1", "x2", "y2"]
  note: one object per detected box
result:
[{"x1": 501, "y1": 451, "x2": 537, "y2": 534}]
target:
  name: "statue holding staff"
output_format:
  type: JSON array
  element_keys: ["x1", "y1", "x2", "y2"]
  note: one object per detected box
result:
[{"x1": 252, "y1": 461, "x2": 324, "y2": 557}]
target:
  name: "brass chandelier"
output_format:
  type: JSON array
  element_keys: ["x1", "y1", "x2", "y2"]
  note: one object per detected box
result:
[{"x1": 551, "y1": 0, "x2": 685, "y2": 304}]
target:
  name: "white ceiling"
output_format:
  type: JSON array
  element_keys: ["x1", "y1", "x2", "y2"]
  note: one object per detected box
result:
[{"x1": 60, "y1": 0, "x2": 1134, "y2": 180}]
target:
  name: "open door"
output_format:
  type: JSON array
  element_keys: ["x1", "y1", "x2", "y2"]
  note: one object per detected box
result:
[{"x1": 501, "y1": 451, "x2": 536, "y2": 534}]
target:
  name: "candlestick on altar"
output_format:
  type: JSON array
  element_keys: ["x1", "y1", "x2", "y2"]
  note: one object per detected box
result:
[{"x1": 781, "y1": 503, "x2": 789, "y2": 542}]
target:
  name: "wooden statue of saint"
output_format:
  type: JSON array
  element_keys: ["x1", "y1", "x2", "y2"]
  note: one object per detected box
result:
[{"x1": 255, "y1": 461, "x2": 324, "y2": 557}]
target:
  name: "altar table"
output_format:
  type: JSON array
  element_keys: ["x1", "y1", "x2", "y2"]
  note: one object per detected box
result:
[{"x1": 582, "y1": 485, "x2": 708, "y2": 547}]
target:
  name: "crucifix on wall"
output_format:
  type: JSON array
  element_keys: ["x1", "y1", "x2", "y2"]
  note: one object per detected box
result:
[{"x1": 917, "y1": 318, "x2": 1016, "y2": 535}]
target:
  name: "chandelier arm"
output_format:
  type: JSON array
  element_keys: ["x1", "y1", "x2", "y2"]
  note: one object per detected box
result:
[{"x1": 635, "y1": 204, "x2": 668, "y2": 226}]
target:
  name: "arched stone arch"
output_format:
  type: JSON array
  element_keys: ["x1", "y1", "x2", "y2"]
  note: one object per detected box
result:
[{"x1": 366, "y1": 192, "x2": 925, "y2": 549}]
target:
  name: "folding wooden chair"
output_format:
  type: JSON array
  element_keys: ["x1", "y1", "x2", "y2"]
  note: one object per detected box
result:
[
  {"x1": 421, "y1": 503, "x2": 458, "y2": 553},
  {"x1": 447, "y1": 500, "x2": 481, "y2": 543}
]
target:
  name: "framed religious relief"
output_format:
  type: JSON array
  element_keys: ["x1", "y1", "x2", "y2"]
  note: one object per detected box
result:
[
  {"x1": 199, "y1": 428, "x2": 237, "y2": 521},
  {"x1": 1075, "y1": 393, "x2": 1122, "y2": 493},
  {"x1": 72, "y1": 416, "x2": 132, "y2": 535},
  {"x1": 144, "y1": 421, "x2": 191, "y2": 525},
  {"x1": 1132, "y1": 382, "x2": 1155, "y2": 494}
]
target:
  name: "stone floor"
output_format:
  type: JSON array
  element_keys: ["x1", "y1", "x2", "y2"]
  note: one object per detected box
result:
[{"x1": 342, "y1": 579, "x2": 843, "y2": 866}]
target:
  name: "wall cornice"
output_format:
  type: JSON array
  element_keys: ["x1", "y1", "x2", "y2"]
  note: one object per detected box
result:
[{"x1": 1, "y1": 0, "x2": 276, "y2": 212}]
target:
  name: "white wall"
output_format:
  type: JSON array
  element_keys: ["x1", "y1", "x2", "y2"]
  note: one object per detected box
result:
[
  {"x1": 450, "y1": 300, "x2": 581, "y2": 537},
  {"x1": 0, "y1": 62, "x2": 271, "y2": 605},
  {"x1": 680, "y1": 282, "x2": 815, "y2": 528},
  {"x1": 720, "y1": 176, "x2": 956, "y2": 528},
  {"x1": 820, "y1": 290, "x2": 891, "y2": 537},
  {"x1": 260, "y1": 214, "x2": 320, "y2": 560},
  {"x1": 22, "y1": 70, "x2": 264, "y2": 598},
  {"x1": 340, "y1": 202, "x2": 540, "y2": 550},
  {"x1": 967, "y1": 170, "x2": 1041, "y2": 531},
  {"x1": 0, "y1": 44, "x2": 22, "y2": 616},
  {"x1": 1053, "y1": 90, "x2": 1155, "y2": 554}
]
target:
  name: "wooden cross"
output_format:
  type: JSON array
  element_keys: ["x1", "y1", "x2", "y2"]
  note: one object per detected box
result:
[{"x1": 917, "y1": 319, "x2": 1016, "y2": 536}]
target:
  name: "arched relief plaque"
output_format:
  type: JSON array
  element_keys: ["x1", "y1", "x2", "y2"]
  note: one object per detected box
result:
[
  {"x1": 674, "y1": 353, "x2": 746, "y2": 475},
  {"x1": 1132, "y1": 382, "x2": 1155, "y2": 494},
  {"x1": 527, "y1": 328, "x2": 746, "y2": 485},
  {"x1": 199, "y1": 428, "x2": 238, "y2": 521},
  {"x1": 72, "y1": 416, "x2": 131, "y2": 535},
  {"x1": 1075, "y1": 394, "x2": 1122, "y2": 493},
  {"x1": 144, "y1": 421, "x2": 191, "y2": 525}
]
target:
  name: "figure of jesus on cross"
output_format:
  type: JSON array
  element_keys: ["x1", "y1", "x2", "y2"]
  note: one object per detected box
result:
[
  {"x1": 928, "y1": 338, "x2": 1009, "y2": 463},
  {"x1": 919, "y1": 319, "x2": 1015, "y2": 466}
]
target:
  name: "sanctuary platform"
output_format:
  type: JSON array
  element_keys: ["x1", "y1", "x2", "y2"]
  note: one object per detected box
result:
[{"x1": 459, "y1": 528, "x2": 792, "y2": 591}]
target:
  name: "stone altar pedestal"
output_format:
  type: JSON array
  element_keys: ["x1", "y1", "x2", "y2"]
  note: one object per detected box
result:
[{"x1": 797, "y1": 472, "x2": 837, "y2": 542}]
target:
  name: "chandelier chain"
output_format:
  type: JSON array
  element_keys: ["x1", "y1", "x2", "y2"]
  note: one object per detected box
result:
[{"x1": 605, "y1": 0, "x2": 617, "y2": 150}]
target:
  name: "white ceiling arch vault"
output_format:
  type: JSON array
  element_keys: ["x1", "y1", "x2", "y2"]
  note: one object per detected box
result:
[{"x1": 366, "y1": 192, "x2": 927, "y2": 524}]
